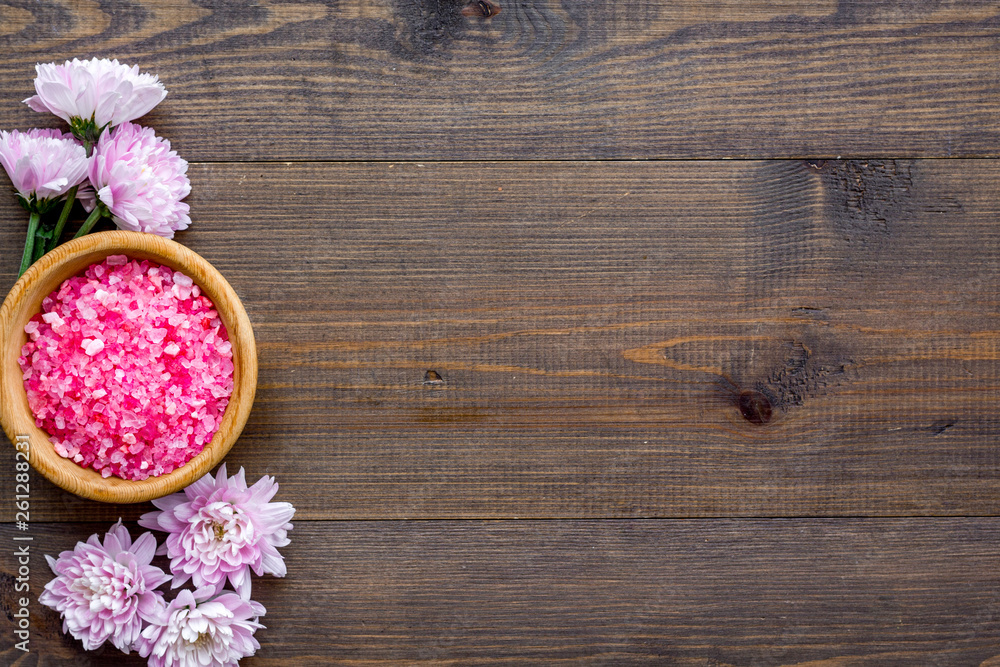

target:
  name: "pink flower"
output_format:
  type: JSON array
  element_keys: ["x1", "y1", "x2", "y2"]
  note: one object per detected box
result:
[
  {"x1": 38, "y1": 521, "x2": 169, "y2": 653},
  {"x1": 0, "y1": 128, "x2": 89, "y2": 206},
  {"x1": 138, "y1": 587, "x2": 265, "y2": 667},
  {"x1": 89, "y1": 122, "x2": 191, "y2": 237},
  {"x1": 76, "y1": 181, "x2": 97, "y2": 212},
  {"x1": 139, "y1": 464, "x2": 295, "y2": 598},
  {"x1": 24, "y1": 58, "x2": 167, "y2": 129}
]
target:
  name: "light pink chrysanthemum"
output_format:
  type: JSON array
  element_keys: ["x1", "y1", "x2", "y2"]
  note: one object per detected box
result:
[
  {"x1": 24, "y1": 58, "x2": 167, "y2": 128},
  {"x1": 38, "y1": 521, "x2": 169, "y2": 653},
  {"x1": 0, "y1": 128, "x2": 89, "y2": 205},
  {"x1": 138, "y1": 586, "x2": 265, "y2": 667},
  {"x1": 139, "y1": 464, "x2": 295, "y2": 599},
  {"x1": 89, "y1": 122, "x2": 191, "y2": 237}
]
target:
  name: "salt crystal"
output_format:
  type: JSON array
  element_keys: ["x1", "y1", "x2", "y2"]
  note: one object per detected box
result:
[
  {"x1": 75, "y1": 298, "x2": 97, "y2": 320},
  {"x1": 106, "y1": 255, "x2": 127, "y2": 266},
  {"x1": 82, "y1": 339, "x2": 105, "y2": 356}
]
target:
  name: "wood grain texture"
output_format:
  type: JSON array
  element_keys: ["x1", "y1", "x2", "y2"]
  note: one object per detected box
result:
[
  {"x1": 1, "y1": 159, "x2": 997, "y2": 522},
  {"x1": 0, "y1": 1, "x2": 996, "y2": 662},
  {"x1": 3, "y1": 519, "x2": 1000, "y2": 665},
  {"x1": 0, "y1": 0, "x2": 998, "y2": 159}
]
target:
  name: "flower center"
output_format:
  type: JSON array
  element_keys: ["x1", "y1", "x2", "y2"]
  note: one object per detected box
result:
[
  {"x1": 212, "y1": 522, "x2": 226, "y2": 541},
  {"x1": 187, "y1": 500, "x2": 255, "y2": 559},
  {"x1": 74, "y1": 575, "x2": 108, "y2": 600},
  {"x1": 70, "y1": 559, "x2": 135, "y2": 613}
]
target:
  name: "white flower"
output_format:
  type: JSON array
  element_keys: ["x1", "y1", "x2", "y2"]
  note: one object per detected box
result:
[
  {"x1": 138, "y1": 587, "x2": 266, "y2": 667},
  {"x1": 89, "y1": 122, "x2": 191, "y2": 237},
  {"x1": 24, "y1": 58, "x2": 167, "y2": 129},
  {"x1": 0, "y1": 128, "x2": 89, "y2": 205},
  {"x1": 38, "y1": 521, "x2": 169, "y2": 653},
  {"x1": 139, "y1": 464, "x2": 295, "y2": 599}
]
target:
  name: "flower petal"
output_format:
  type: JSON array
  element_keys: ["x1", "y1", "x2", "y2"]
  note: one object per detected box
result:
[{"x1": 130, "y1": 531, "x2": 158, "y2": 565}]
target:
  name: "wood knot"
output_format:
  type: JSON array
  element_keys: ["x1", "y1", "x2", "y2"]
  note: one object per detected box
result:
[
  {"x1": 462, "y1": 0, "x2": 500, "y2": 18},
  {"x1": 737, "y1": 390, "x2": 772, "y2": 425}
]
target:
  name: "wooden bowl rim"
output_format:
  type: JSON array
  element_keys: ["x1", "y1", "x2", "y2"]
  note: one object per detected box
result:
[{"x1": 0, "y1": 231, "x2": 257, "y2": 503}]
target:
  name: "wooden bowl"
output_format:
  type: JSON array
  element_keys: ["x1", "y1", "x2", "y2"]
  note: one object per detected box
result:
[{"x1": 0, "y1": 231, "x2": 257, "y2": 503}]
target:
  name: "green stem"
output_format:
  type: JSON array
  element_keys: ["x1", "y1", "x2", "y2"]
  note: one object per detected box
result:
[
  {"x1": 73, "y1": 205, "x2": 105, "y2": 239},
  {"x1": 18, "y1": 212, "x2": 41, "y2": 278},
  {"x1": 47, "y1": 185, "x2": 78, "y2": 253},
  {"x1": 32, "y1": 227, "x2": 47, "y2": 263}
]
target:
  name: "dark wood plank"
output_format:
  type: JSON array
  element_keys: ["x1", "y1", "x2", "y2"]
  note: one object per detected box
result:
[
  {"x1": 3, "y1": 519, "x2": 1000, "y2": 665},
  {"x1": 0, "y1": 1, "x2": 998, "y2": 159},
  {"x1": 1, "y1": 159, "x2": 998, "y2": 522}
]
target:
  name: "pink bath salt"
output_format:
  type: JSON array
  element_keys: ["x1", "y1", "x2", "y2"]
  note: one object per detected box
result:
[
  {"x1": 18, "y1": 257, "x2": 235, "y2": 481},
  {"x1": 82, "y1": 338, "x2": 105, "y2": 356}
]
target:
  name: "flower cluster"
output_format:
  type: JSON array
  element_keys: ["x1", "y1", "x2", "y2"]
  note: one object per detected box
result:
[
  {"x1": 40, "y1": 467, "x2": 294, "y2": 666},
  {"x1": 1, "y1": 58, "x2": 190, "y2": 278}
]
